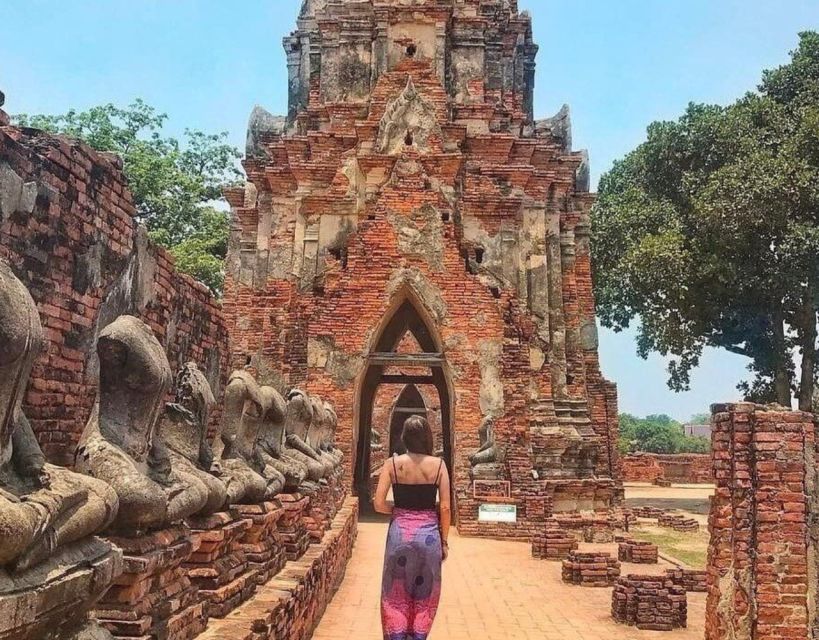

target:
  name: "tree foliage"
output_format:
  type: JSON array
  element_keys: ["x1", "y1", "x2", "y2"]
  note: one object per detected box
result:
[
  {"x1": 593, "y1": 32, "x2": 819, "y2": 409},
  {"x1": 14, "y1": 100, "x2": 241, "y2": 294},
  {"x1": 618, "y1": 413, "x2": 710, "y2": 455}
]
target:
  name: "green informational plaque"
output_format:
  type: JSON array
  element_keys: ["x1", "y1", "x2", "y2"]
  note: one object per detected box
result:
[{"x1": 478, "y1": 504, "x2": 517, "y2": 523}]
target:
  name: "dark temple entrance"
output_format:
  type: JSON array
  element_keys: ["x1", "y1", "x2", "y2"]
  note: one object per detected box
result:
[{"x1": 353, "y1": 295, "x2": 453, "y2": 512}]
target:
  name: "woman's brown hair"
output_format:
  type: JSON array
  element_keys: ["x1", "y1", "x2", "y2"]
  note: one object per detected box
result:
[{"x1": 401, "y1": 415, "x2": 434, "y2": 455}]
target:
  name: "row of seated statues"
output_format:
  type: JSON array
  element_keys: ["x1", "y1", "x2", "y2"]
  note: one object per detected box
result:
[{"x1": 0, "y1": 260, "x2": 342, "y2": 638}]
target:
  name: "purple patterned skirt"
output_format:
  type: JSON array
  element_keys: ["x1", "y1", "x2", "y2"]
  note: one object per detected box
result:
[{"x1": 381, "y1": 508, "x2": 443, "y2": 640}]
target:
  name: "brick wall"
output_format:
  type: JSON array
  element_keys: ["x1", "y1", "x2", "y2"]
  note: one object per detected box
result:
[
  {"x1": 705, "y1": 403, "x2": 819, "y2": 640},
  {"x1": 622, "y1": 453, "x2": 712, "y2": 484},
  {"x1": 0, "y1": 124, "x2": 229, "y2": 465}
]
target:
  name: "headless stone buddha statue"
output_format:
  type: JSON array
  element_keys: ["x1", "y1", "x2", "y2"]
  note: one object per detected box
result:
[
  {"x1": 75, "y1": 316, "x2": 208, "y2": 534},
  {"x1": 320, "y1": 401, "x2": 343, "y2": 466},
  {"x1": 307, "y1": 395, "x2": 336, "y2": 476},
  {"x1": 284, "y1": 389, "x2": 326, "y2": 483},
  {"x1": 469, "y1": 416, "x2": 505, "y2": 480},
  {"x1": 157, "y1": 362, "x2": 228, "y2": 515},
  {"x1": 0, "y1": 261, "x2": 119, "y2": 573},
  {"x1": 257, "y1": 385, "x2": 310, "y2": 492},
  {"x1": 215, "y1": 370, "x2": 283, "y2": 501}
]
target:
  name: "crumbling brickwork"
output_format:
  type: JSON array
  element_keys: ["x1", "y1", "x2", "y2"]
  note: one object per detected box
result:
[
  {"x1": 223, "y1": 0, "x2": 622, "y2": 537},
  {"x1": 0, "y1": 125, "x2": 229, "y2": 466},
  {"x1": 705, "y1": 403, "x2": 819, "y2": 640},
  {"x1": 622, "y1": 453, "x2": 712, "y2": 484}
]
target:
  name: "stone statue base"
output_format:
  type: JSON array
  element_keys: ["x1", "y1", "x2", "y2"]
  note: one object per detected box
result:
[
  {"x1": 470, "y1": 463, "x2": 505, "y2": 481},
  {"x1": 277, "y1": 494, "x2": 311, "y2": 561},
  {"x1": 231, "y1": 502, "x2": 286, "y2": 585},
  {"x1": 184, "y1": 512, "x2": 256, "y2": 618},
  {"x1": 94, "y1": 526, "x2": 208, "y2": 640},
  {"x1": 304, "y1": 483, "x2": 334, "y2": 542},
  {"x1": 0, "y1": 538, "x2": 122, "y2": 640}
]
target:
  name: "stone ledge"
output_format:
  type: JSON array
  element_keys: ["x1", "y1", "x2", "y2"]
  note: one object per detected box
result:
[{"x1": 198, "y1": 496, "x2": 359, "y2": 640}]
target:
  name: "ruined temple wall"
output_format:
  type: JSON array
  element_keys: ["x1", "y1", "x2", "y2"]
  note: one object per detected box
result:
[
  {"x1": 0, "y1": 125, "x2": 229, "y2": 465},
  {"x1": 623, "y1": 453, "x2": 712, "y2": 484},
  {"x1": 705, "y1": 403, "x2": 819, "y2": 640}
]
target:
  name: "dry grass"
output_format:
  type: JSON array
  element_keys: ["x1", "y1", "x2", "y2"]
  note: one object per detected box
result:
[{"x1": 629, "y1": 523, "x2": 709, "y2": 569}]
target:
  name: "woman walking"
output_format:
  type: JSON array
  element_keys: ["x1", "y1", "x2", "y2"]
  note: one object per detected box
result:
[{"x1": 374, "y1": 415, "x2": 451, "y2": 640}]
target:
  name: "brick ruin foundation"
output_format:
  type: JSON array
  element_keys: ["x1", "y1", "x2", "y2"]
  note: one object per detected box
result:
[
  {"x1": 612, "y1": 574, "x2": 687, "y2": 631},
  {"x1": 223, "y1": 0, "x2": 622, "y2": 540},
  {"x1": 561, "y1": 551, "x2": 621, "y2": 587},
  {"x1": 622, "y1": 453, "x2": 713, "y2": 485}
]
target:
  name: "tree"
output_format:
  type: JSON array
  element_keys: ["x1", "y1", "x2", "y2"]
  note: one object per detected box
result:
[
  {"x1": 593, "y1": 32, "x2": 819, "y2": 409},
  {"x1": 618, "y1": 414, "x2": 710, "y2": 454},
  {"x1": 14, "y1": 100, "x2": 241, "y2": 294}
]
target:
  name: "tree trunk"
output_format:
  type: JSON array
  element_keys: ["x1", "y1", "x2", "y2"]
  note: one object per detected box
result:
[
  {"x1": 772, "y1": 307, "x2": 793, "y2": 406},
  {"x1": 797, "y1": 286, "x2": 817, "y2": 412}
]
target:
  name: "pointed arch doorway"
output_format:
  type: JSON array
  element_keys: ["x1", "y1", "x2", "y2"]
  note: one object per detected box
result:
[{"x1": 353, "y1": 294, "x2": 454, "y2": 514}]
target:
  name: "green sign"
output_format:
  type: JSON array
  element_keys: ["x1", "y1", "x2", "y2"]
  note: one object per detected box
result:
[{"x1": 478, "y1": 504, "x2": 517, "y2": 523}]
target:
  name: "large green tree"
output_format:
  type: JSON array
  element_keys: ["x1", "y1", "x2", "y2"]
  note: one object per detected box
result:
[
  {"x1": 15, "y1": 100, "x2": 241, "y2": 294},
  {"x1": 593, "y1": 32, "x2": 819, "y2": 409}
]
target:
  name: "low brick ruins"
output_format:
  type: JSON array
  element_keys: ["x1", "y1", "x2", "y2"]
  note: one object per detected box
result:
[
  {"x1": 617, "y1": 539, "x2": 659, "y2": 564},
  {"x1": 222, "y1": 0, "x2": 622, "y2": 538},
  {"x1": 664, "y1": 568, "x2": 707, "y2": 594},
  {"x1": 561, "y1": 551, "x2": 621, "y2": 587},
  {"x1": 531, "y1": 522, "x2": 578, "y2": 560},
  {"x1": 612, "y1": 574, "x2": 687, "y2": 631},
  {"x1": 658, "y1": 513, "x2": 700, "y2": 533},
  {"x1": 622, "y1": 453, "x2": 712, "y2": 485}
]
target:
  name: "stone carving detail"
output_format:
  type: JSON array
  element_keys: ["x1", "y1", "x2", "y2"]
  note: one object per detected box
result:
[
  {"x1": 215, "y1": 370, "x2": 284, "y2": 502},
  {"x1": 284, "y1": 388, "x2": 326, "y2": 486},
  {"x1": 0, "y1": 260, "x2": 121, "y2": 639},
  {"x1": 157, "y1": 362, "x2": 228, "y2": 515},
  {"x1": 376, "y1": 78, "x2": 442, "y2": 155},
  {"x1": 469, "y1": 417, "x2": 505, "y2": 480},
  {"x1": 75, "y1": 315, "x2": 208, "y2": 534},
  {"x1": 533, "y1": 426, "x2": 598, "y2": 479},
  {"x1": 258, "y1": 385, "x2": 308, "y2": 492}
]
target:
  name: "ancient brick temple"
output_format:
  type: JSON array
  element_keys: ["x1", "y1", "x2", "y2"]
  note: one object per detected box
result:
[{"x1": 224, "y1": 0, "x2": 622, "y2": 537}]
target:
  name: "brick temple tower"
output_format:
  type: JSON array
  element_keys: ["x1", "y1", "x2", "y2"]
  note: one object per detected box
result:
[{"x1": 223, "y1": 0, "x2": 623, "y2": 538}]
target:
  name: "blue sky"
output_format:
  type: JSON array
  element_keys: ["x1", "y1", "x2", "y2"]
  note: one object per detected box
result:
[{"x1": 2, "y1": 0, "x2": 817, "y2": 420}]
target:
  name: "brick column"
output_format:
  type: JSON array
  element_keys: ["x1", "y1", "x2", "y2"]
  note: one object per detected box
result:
[{"x1": 706, "y1": 403, "x2": 818, "y2": 640}]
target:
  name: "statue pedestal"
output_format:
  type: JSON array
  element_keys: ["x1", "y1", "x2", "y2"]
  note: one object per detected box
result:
[
  {"x1": 231, "y1": 502, "x2": 286, "y2": 585},
  {"x1": 95, "y1": 527, "x2": 208, "y2": 640},
  {"x1": 277, "y1": 494, "x2": 311, "y2": 560},
  {"x1": 184, "y1": 512, "x2": 256, "y2": 618},
  {"x1": 0, "y1": 537, "x2": 122, "y2": 640},
  {"x1": 304, "y1": 483, "x2": 333, "y2": 541}
]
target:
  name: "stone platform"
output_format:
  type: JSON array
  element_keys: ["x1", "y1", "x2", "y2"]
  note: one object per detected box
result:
[
  {"x1": 277, "y1": 494, "x2": 312, "y2": 561},
  {"x1": 185, "y1": 512, "x2": 255, "y2": 618},
  {"x1": 198, "y1": 497, "x2": 358, "y2": 640},
  {"x1": 94, "y1": 527, "x2": 208, "y2": 640},
  {"x1": 0, "y1": 537, "x2": 122, "y2": 640}
]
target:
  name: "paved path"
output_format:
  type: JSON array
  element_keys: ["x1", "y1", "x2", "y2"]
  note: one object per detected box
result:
[{"x1": 313, "y1": 519, "x2": 705, "y2": 640}]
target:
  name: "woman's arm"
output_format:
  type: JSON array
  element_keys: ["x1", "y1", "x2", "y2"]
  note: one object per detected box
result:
[
  {"x1": 438, "y1": 463, "x2": 452, "y2": 559},
  {"x1": 373, "y1": 460, "x2": 394, "y2": 515}
]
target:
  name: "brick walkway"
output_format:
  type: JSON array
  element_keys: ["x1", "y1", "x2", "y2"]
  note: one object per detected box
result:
[{"x1": 313, "y1": 519, "x2": 705, "y2": 639}]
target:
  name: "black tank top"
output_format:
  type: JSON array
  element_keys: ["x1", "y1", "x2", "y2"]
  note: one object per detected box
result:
[{"x1": 392, "y1": 456, "x2": 443, "y2": 511}]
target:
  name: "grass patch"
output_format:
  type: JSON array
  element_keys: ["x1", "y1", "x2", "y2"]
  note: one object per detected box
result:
[{"x1": 629, "y1": 524, "x2": 709, "y2": 569}]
